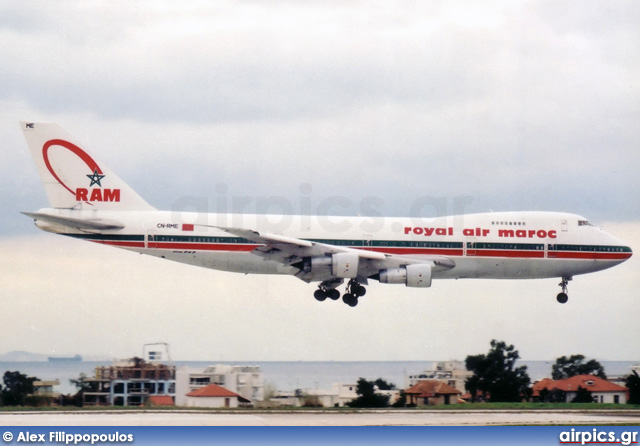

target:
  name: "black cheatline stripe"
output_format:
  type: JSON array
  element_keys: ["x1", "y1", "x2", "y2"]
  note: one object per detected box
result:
[
  {"x1": 65, "y1": 234, "x2": 144, "y2": 242},
  {"x1": 551, "y1": 244, "x2": 631, "y2": 253},
  {"x1": 472, "y1": 242, "x2": 544, "y2": 251},
  {"x1": 153, "y1": 235, "x2": 251, "y2": 244}
]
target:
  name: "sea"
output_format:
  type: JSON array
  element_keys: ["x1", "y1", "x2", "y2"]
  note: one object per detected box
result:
[{"x1": 0, "y1": 360, "x2": 637, "y2": 396}]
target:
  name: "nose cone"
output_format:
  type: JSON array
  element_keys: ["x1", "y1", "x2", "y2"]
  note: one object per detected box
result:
[
  {"x1": 597, "y1": 230, "x2": 633, "y2": 268},
  {"x1": 622, "y1": 245, "x2": 633, "y2": 261},
  {"x1": 610, "y1": 234, "x2": 633, "y2": 263}
]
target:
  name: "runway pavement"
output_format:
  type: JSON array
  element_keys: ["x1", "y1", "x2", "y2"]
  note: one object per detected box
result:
[{"x1": 2, "y1": 409, "x2": 640, "y2": 426}]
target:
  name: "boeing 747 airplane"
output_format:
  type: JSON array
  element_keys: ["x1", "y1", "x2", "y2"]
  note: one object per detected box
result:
[{"x1": 21, "y1": 122, "x2": 632, "y2": 307}]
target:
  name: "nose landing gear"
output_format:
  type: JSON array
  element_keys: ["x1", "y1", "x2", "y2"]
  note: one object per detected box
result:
[{"x1": 556, "y1": 276, "x2": 571, "y2": 304}]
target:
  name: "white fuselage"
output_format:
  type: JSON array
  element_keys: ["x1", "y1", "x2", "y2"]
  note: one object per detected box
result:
[
  {"x1": 34, "y1": 209, "x2": 632, "y2": 282},
  {"x1": 20, "y1": 122, "x2": 633, "y2": 305}
]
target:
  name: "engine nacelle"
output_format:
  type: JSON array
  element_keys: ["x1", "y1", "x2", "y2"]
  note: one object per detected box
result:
[
  {"x1": 310, "y1": 256, "x2": 332, "y2": 270},
  {"x1": 331, "y1": 252, "x2": 360, "y2": 278},
  {"x1": 378, "y1": 268, "x2": 407, "y2": 284},
  {"x1": 306, "y1": 253, "x2": 360, "y2": 279},
  {"x1": 406, "y1": 264, "x2": 432, "y2": 287},
  {"x1": 379, "y1": 264, "x2": 432, "y2": 288}
]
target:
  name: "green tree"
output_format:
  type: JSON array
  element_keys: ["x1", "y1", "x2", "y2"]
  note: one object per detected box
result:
[
  {"x1": 571, "y1": 386, "x2": 593, "y2": 403},
  {"x1": 551, "y1": 355, "x2": 606, "y2": 380},
  {"x1": 465, "y1": 340, "x2": 531, "y2": 402},
  {"x1": 373, "y1": 378, "x2": 396, "y2": 390},
  {"x1": 2, "y1": 371, "x2": 38, "y2": 406},
  {"x1": 538, "y1": 387, "x2": 567, "y2": 403},
  {"x1": 626, "y1": 371, "x2": 640, "y2": 405},
  {"x1": 347, "y1": 378, "x2": 390, "y2": 408},
  {"x1": 70, "y1": 373, "x2": 93, "y2": 394},
  {"x1": 65, "y1": 372, "x2": 94, "y2": 407}
]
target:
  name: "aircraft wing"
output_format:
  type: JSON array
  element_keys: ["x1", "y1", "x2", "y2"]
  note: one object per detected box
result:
[
  {"x1": 22, "y1": 211, "x2": 125, "y2": 231},
  {"x1": 220, "y1": 227, "x2": 386, "y2": 259},
  {"x1": 214, "y1": 226, "x2": 455, "y2": 283}
]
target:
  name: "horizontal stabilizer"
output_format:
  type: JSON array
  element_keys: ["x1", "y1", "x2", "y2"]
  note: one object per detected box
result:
[{"x1": 22, "y1": 212, "x2": 124, "y2": 231}]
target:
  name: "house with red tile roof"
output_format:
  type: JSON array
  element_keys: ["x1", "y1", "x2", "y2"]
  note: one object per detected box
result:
[
  {"x1": 404, "y1": 380, "x2": 461, "y2": 406},
  {"x1": 185, "y1": 383, "x2": 251, "y2": 408},
  {"x1": 532, "y1": 374, "x2": 627, "y2": 404},
  {"x1": 175, "y1": 364, "x2": 264, "y2": 406}
]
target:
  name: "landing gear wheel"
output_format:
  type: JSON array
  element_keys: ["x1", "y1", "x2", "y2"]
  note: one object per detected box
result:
[
  {"x1": 327, "y1": 289, "x2": 340, "y2": 300},
  {"x1": 314, "y1": 289, "x2": 327, "y2": 302},
  {"x1": 556, "y1": 292, "x2": 568, "y2": 304},
  {"x1": 342, "y1": 293, "x2": 358, "y2": 307},
  {"x1": 344, "y1": 279, "x2": 366, "y2": 304},
  {"x1": 556, "y1": 276, "x2": 571, "y2": 304}
]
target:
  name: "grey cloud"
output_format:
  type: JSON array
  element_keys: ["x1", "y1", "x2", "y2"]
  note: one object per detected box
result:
[
  {"x1": 1, "y1": 0, "x2": 638, "y2": 233},
  {"x1": 0, "y1": 5, "x2": 533, "y2": 123}
]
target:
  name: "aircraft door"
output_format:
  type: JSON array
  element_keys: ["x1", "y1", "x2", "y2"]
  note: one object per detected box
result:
[
  {"x1": 146, "y1": 230, "x2": 159, "y2": 249},
  {"x1": 466, "y1": 238, "x2": 477, "y2": 256}
]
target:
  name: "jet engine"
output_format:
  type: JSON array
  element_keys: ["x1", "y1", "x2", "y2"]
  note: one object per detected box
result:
[
  {"x1": 305, "y1": 252, "x2": 360, "y2": 279},
  {"x1": 379, "y1": 264, "x2": 432, "y2": 287},
  {"x1": 331, "y1": 252, "x2": 359, "y2": 278}
]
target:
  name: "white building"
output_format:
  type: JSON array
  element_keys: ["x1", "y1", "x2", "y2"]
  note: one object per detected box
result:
[
  {"x1": 270, "y1": 383, "x2": 398, "y2": 408},
  {"x1": 175, "y1": 364, "x2": 264, "y2": 406},
  {"x1": 533, "y1": 375, "x2": 628, "y2": 404},
  {"x1": 407, "y1": 361, "x2": 472, "y2": 393},
  {"x1": 304, "y1": 383, "x2": 359, "y2": 408}
]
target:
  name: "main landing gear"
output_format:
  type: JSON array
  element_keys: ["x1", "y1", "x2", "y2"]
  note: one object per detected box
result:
[
  {"x1": 314, "y1": 279, "x2": 366, "y2": 307},
  {"x1": 342, "y1": 279, "x2": 366, "y2": 307},
  {"x1": 556, "y1": 276, "x2": 571, "y2": 304},
  {"x1": 314, "y1": 287, "x2": 340, "y2": 302}
]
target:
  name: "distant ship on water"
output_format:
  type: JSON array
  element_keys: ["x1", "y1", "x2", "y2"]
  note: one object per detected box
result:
[{"x1": 48, "y1": 354, "x2": 82, "y2": 362}]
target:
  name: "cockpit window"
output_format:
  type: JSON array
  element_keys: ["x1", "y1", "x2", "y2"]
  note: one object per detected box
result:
[{"x1": 578, "y1": 220, "x2": 593, "y2": 226}]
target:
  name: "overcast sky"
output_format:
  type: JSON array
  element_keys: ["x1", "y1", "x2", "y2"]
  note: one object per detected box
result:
[{"x1": 1, "y1": 1, "x2": 639, "y2": 363}]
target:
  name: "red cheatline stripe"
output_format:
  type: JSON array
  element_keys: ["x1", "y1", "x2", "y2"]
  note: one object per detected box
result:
[
  {"x1": 152, "y1": 242, "x2": 258, "y2": 252},
  {"x1": 471, "y1": 250, "x2": 544, "y2": 258},
  {"x1": 365, "y1": 247, "x2": 464, "y2": 256},
  {"x1": 553, "y1": 252, "x2": 632, "y2": 260}
]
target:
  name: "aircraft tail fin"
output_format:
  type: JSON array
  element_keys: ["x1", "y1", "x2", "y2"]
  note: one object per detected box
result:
[{"x1": 21, "y1": 122, "x2": 155, "y2": 211}]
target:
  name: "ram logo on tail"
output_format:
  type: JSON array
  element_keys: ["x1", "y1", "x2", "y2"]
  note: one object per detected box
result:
[{"x1": 22, "y1": 122, "x2": 154, "y2": 211}]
